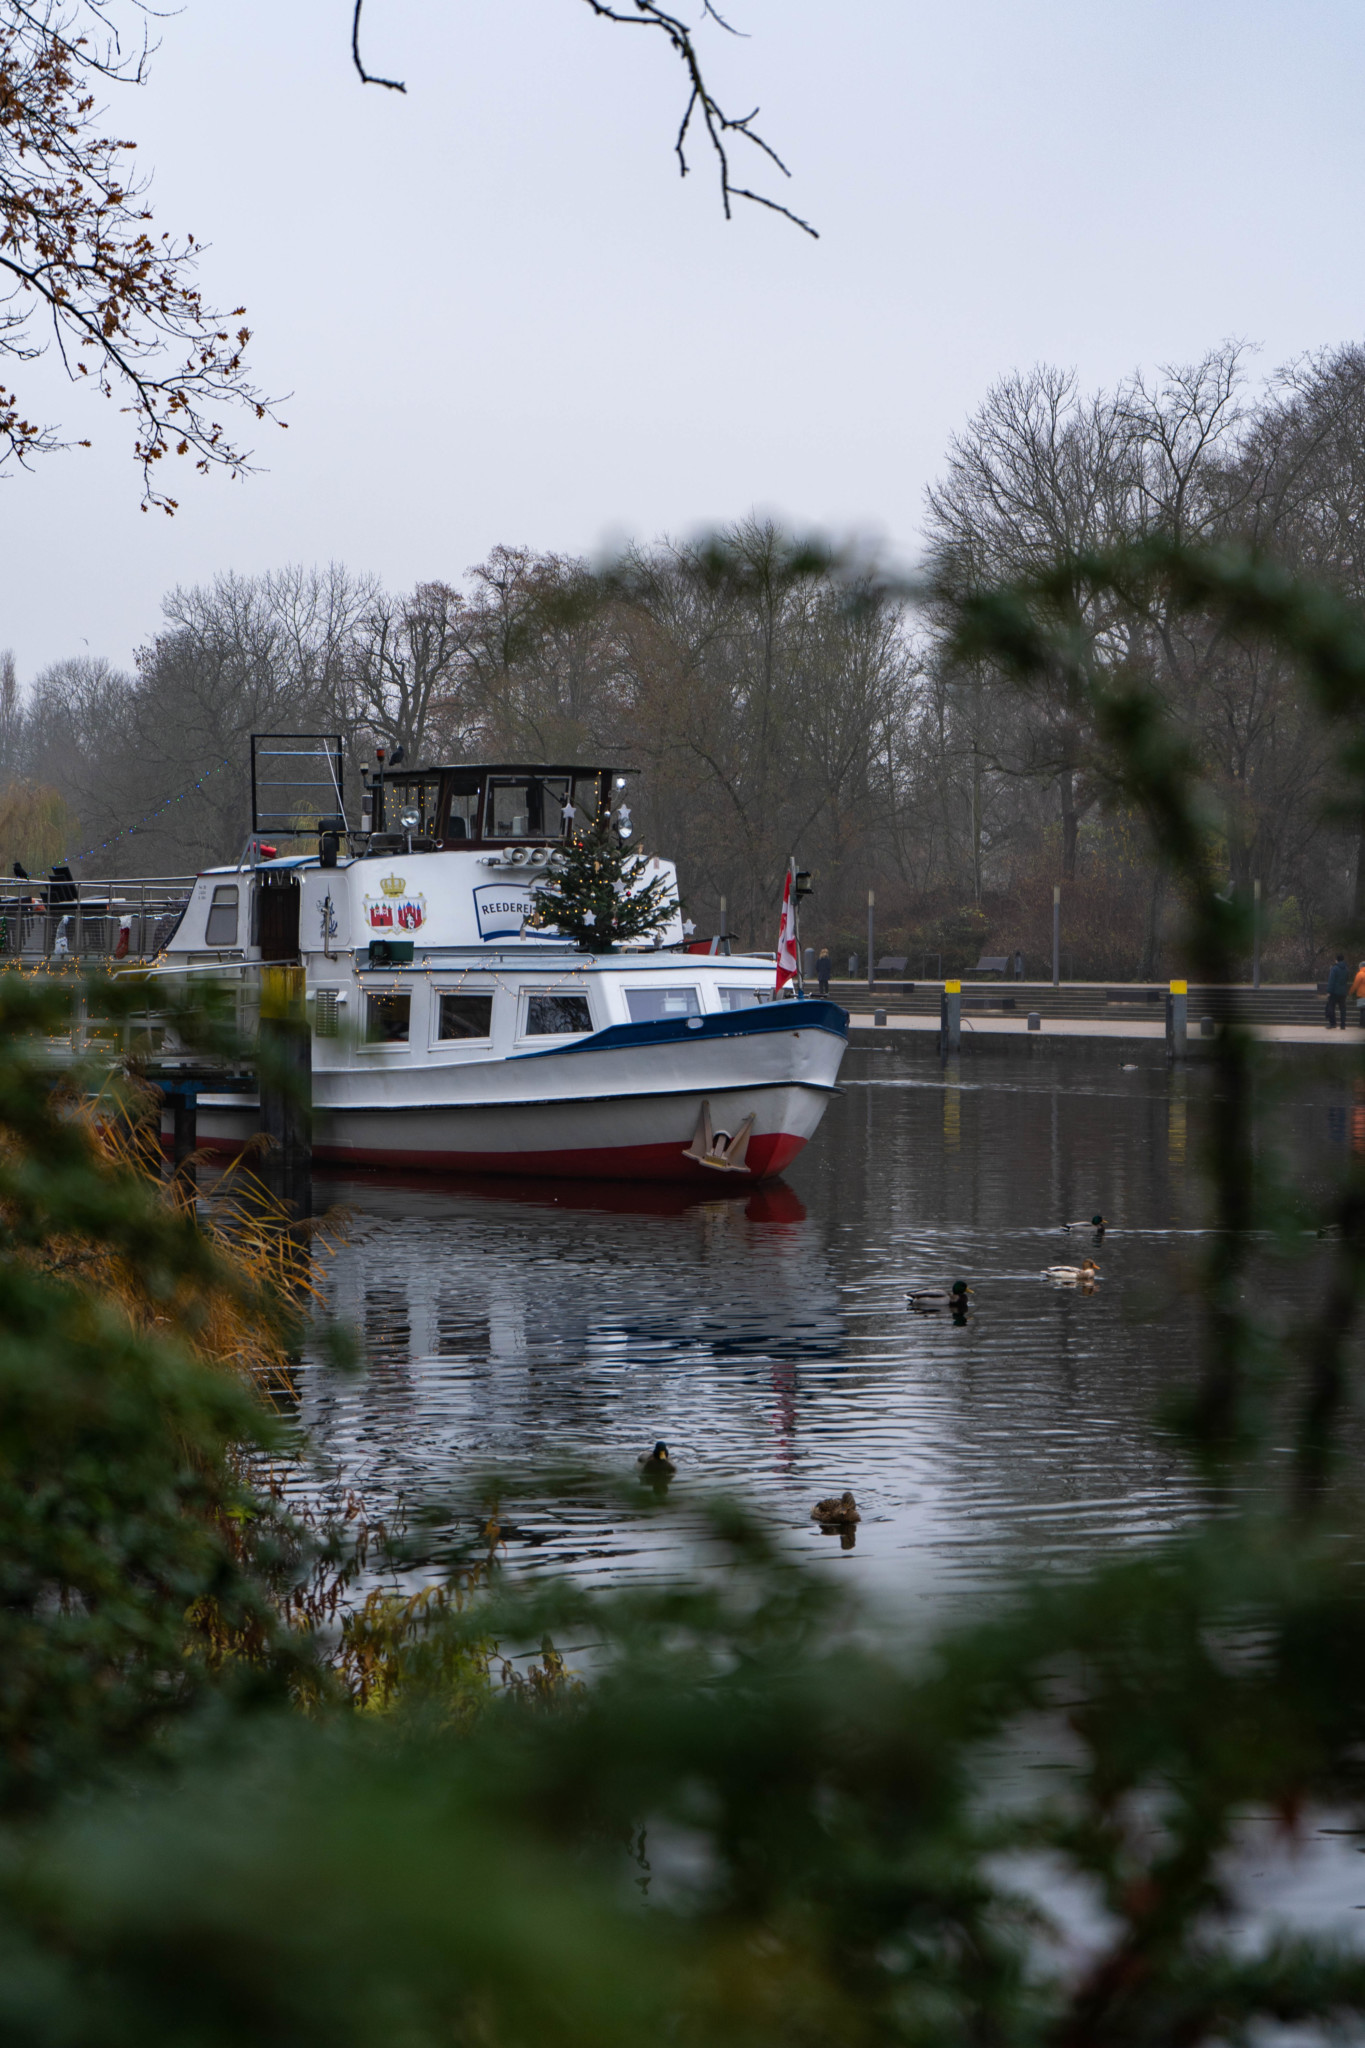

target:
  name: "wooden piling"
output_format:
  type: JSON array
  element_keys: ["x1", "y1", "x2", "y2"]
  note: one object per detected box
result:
[{"x1": 259, "y1": 965, "x2": 311, "y2": 1216}]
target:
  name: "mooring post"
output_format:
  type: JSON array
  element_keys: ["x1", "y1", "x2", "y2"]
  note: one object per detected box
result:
[
  {"x1": 941, "y1": 978, "x2": 961, "y2": 1061},
  {"x1": 1166, "y1": 978, "x2": 1188, "y2": 1061},
  {"x1": 170, "y1": 1084, "x2": 198, "y2": 1182},
  {"x1": 260, "y1": 964, "x2": 311, "y2": 1216}
]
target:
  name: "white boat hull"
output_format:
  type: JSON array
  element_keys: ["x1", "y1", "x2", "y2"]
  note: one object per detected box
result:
[{"x1": 190, "y1": 1002, "x2": 847, "y2": 1183}]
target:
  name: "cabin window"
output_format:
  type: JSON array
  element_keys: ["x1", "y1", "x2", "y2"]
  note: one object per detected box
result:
[
  {"x1": 438, "y1": 993, "x2": 494, "y2": 1040},
  {"x1": 569, "y1": 773, "x2": 601, "y2": 830},
  {"x1": 525, "y1": 993, "x2": 592, "y2": 1036},
  {"x1": 389, "y1": 779, "x2": 442, "y2": 837},
  {"x1": 625, "y1": 986, "x2": 700, "y2": 1022},
  {"x1": 487, "y1": 775, "x2": 572, "y2": 841},
  {"x1": 446, "y1": 791, "x2": 479, "y2": 840},
  {"x1": 366, "y1": 991, "x2": 411, "y2": 1043},
  {"x1": 718, "y1": 987, "x2": 776, "y2": 1010},
  {"x1": 204, "y1": 885, "x2": 239, "y2": 947}
]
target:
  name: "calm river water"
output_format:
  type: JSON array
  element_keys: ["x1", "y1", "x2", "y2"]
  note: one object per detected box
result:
[{"x1": 298, "y1": 1044, "x2": 1360, "y2": 1598}]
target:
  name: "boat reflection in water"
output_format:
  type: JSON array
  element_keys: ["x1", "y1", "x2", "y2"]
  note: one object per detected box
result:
[{"x1": 303, "y1": 1163, "x2": 843, "y2": 1564}]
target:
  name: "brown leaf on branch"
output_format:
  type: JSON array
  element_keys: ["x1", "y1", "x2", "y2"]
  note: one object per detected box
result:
[{"x1": 0, "y1": 1, "x2": 279, "y2": 510}]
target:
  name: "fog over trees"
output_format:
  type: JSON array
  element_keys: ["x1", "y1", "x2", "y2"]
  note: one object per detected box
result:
[{"x1": 10, "y1": 340, "x2": 1365, "y2": 976}]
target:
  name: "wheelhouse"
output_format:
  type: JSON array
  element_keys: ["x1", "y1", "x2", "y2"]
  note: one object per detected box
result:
[{"x1": 363, "y1": 763, "x2": 632, "y2": 852}]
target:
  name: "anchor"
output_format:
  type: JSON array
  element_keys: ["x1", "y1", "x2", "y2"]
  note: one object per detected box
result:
[{"x1": 682, "y1": 1097, "x2": 756, "y2": 1174}]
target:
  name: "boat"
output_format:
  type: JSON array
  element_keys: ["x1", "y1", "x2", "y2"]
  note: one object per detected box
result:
[{"x1": 151, "y1": 755, "x2": 848, "y2": 1183}]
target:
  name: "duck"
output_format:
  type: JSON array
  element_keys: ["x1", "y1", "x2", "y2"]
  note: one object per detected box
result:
[
  {"x1": 1063, "y1": 1214, "x2": 1108, "y2": 1234},
  {"x1": 908, "y1": 1280, "x2": 971, "y2": 1311},
  {"x1": 1044, "y1": 1258, "x2": 1100, "y2": 1285},
  {"x1": 810, "y1": 1491, "x2": 860, "y2": 1526},
  {"x1": 637, "y1": 1441, "x2": 677, "y2": 1478}
]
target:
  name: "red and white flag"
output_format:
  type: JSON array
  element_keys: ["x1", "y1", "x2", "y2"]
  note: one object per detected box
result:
[{"x1": 775, "y1": 866, "x2": 799, "y2": 990}]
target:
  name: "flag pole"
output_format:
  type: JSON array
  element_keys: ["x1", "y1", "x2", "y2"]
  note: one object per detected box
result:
[{"x1": 791, "y1": 857, "x2": 802, "y2": 993}]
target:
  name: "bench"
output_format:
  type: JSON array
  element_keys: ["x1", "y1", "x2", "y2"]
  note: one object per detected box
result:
[
  {"x1": 974, "y1": 955, "x2": 1010, "y2": 975},
  {"x1": 876, "y1": 955, "x2": 908, "y2": 975}
]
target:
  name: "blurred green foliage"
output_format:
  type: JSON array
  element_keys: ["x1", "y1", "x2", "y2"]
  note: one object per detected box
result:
[{"x1": 9, "y1": 547, "x2": 1365, "y2": 2042}]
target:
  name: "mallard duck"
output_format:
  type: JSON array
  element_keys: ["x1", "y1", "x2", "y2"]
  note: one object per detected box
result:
[
  {"x1": 1044, "y1": 1258, "x2": 1100, "y2": 1285},
  {"x1": 811, "y1": 1491, "x2": 860, "y2": 1526},
  {"x1": 637, "y1": 1441, "x2": 677, "y2": 1477},
  {"x1": 1064, "y1": 1214, "x2": 1108, "y2": 1233},
  {"x1": 908, "y1": 1280, "x2": 971, "y2": 1310}
]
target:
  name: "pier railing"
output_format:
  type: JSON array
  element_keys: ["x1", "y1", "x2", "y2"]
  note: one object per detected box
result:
[
  {"x1": 831, "y1": 978, "x2": 1330, "y2": 1028},
  {"x1": 0, "y1": 876, "x2": 197, "y2": 965}
]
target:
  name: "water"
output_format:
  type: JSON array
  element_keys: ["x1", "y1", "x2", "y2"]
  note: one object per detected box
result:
[{"x1": 298, "y1": 1045, "x2": 1359, "y2": 1595}]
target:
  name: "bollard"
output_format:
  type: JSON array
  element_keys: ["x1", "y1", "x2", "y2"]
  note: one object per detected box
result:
[
  {"x1": 1200, "y1": 1014, "x2": 1215, "y2": 1038},
  {"x1": 940, "y1": 979, "x2": 961, "y2": 1059},
  {"x1": 1166, "y1": 979, "x2": 1188, "y2": 1060},
  {"x1": 260, "y1": 964, "x2": 312, "y2": 1218},
  {"x1": 874, "y1": 1007, "x2": 887, "y2": 1027},
  {"x1": 1027, "y1": 1011, "x2": 1041, "y2": 1031},
  {"x1": 169, "y1": 1083, "x2": 198, "y2": 1184}
]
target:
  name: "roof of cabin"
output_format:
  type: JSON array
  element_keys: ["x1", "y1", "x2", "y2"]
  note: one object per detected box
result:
[{"x1": 370, "y1": 763, "x2": 637, "y2": 781}]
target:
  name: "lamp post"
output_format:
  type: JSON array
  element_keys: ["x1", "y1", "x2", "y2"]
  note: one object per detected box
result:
[
  {"x1": 867, "y1": 889, "x2": 875, "y2": 992},
  {"x1": 1253, "y1": 878, "x2": 1261, "y2": 990},
  {"x1": 1052, "y1": 884, "x2": 1061, "y2": 988}
]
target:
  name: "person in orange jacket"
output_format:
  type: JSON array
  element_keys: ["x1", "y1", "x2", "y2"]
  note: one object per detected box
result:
[{"x1": 1351, "y1": 960, "x2": 1365, "y2": 1024}]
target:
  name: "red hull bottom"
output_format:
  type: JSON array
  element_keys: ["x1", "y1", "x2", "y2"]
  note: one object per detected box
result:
[{"x1": 185, "y1": 1127, "x2": 809, "y2": 1185}]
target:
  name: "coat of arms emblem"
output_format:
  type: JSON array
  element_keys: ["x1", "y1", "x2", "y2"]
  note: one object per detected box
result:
[{"x1": 363, "y1": 872, "x2": 426, "y2": 932}]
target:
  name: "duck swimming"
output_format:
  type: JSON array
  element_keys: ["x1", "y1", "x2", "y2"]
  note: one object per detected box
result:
[
  {"x1": 637, "y1": 1441, "x2": 677, "y2": 1477},
  {"x1": 1064, "y1": 1214, "x2": 1107, "y2": 1234},
  {"x1": 908, "y1": 1280, "x2": 971, "y2": 1311},
  {"x1": 1044, "y1": 1259, "x2": 1100, "y2": 1285},
  {"x1": 811, "y1": 1491, "x2": 860, "y2": 1526}
]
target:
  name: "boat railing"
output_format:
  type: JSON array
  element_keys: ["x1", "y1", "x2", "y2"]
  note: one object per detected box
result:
[{"x1": 0, "y1": 876, "x2": 198, "y2": 965}]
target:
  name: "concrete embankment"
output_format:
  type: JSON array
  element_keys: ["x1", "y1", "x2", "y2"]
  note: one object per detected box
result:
[{"x1": 826, "y1": 979, "x2": 1365, "y2": 1060}]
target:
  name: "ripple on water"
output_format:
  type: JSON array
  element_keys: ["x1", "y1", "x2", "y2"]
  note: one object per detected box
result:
[{"x1": 297, "y1": 1049, "x2": 1346, "y2": 1595}]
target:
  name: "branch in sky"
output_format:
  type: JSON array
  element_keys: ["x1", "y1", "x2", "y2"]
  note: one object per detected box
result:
[{"x1": 350, "y1": 0, "x2": 815, "y2": 236}]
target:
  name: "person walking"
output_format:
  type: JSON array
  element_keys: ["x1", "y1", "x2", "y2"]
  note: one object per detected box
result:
[
  {"x1": 1326, "y1": 951, "x2": 1351, "y2": 1029},
  {"x1": 816, "y1": 946, "x2": 831, "y2": 996}
]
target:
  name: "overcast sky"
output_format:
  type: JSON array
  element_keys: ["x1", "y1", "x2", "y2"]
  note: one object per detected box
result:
[{"x1": 4, "y1": 0, "x2": 1365, "y2": 679}]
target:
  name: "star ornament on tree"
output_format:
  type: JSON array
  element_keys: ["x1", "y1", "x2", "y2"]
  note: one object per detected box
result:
[{"x1": 524, "y1": 820, "x2": 678, "y2": 954}]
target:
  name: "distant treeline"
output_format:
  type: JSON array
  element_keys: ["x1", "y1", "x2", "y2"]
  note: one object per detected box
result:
[{"x1": 9, "y1": 339, "x2": 1365, "y2": 977}]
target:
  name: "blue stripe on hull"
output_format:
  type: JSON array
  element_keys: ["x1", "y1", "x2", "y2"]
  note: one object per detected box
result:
[{"x1": 508, "y1": 996, "x2": 849, "y2": 1062}]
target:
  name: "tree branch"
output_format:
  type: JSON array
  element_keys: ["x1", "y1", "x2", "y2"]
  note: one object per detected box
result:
[
  {"x1": 351, "y1": 0, "x2": 405, "y2": 92},
  {"x1": 582, "y1": 1, "x2": 814, "y2": 234}
]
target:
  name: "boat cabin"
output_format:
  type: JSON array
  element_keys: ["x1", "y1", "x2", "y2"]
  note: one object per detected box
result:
[{"x1": 363, "y1": 763, "x2": 630, "y2": 852}]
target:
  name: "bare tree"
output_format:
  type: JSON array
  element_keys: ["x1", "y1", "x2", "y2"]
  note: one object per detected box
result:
[{"x1": 349, "y1": 582, "x2": 477, "y2": 763}]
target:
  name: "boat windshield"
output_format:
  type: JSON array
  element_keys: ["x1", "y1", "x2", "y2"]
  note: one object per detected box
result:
[{"x1": 486, "y1": 775, "x2": 571, "y2": 840}]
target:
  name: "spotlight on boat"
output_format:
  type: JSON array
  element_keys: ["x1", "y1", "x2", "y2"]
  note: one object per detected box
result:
[{"x1": 398, "y1": 807, "x2": 420, "y2": 831}]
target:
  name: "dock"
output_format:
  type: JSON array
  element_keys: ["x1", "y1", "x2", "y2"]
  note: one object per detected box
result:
[{"x1": 828, "y1": 979, "x2": 1365, "y2": 1058}]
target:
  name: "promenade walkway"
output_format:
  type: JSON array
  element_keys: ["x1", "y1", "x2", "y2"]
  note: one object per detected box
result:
[{"x1": 847, "y1": 1011, "x2": 1365, "y2": 1054}]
